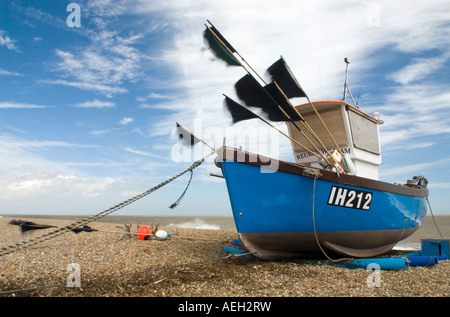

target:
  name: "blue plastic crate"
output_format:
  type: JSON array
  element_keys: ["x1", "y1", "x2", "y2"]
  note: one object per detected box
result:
[{"x1": 421, "y1": 239, "x2": 449, "y2": 259}]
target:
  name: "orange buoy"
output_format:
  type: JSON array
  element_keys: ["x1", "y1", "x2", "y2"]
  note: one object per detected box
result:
[{"x1": 137, "y1": 225, "x2": 151, "y2": 240}]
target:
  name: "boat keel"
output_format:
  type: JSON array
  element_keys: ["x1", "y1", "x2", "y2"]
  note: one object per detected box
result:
[{"x1": 238, "y1": 227, "x2": 417, "y2": 260}]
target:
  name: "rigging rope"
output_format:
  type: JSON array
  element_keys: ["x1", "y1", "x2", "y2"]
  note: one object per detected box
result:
[
  {"x1": 0, "y1": 152, "x2": 214, "y2": 257},
  {"x1": 169, "y1": 169, "x2": 193, "y2": 209}
]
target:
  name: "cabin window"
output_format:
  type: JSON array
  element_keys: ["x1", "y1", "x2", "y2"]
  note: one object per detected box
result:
[{"x1": 348, "y1": 109, "x2": 380, "y2": 154}]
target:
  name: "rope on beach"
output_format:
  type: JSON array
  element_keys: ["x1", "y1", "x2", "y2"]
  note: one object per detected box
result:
[
  {"x1": 423, "y1": 188, "x2": 443, "y2": 238},
  {"x1": 0, "y1": 152, "x2": 214, "y2": 257}
]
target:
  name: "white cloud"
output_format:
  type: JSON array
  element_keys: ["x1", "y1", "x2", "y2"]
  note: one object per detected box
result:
[
  {"x1": 5, "y1": 174, "x2": 125, "y2": 198},
  {"x1": 23, "y1": 6, "x2": 66, "y2": 30},
  {"x1": 0, "y1": 134, "x2": 148, "y2": 210},
  {"x1": 0, "y1": 68, "x2": 22, "y2": 76},
  {"x1": 0, "y1": 30, "x2": 18, "y2": 51},
  {"x1": 52, "y1": 41, "x2": 142, "y2": 95},
  {"x1": 429, "y1": 182, "x2": 450, "y2": 189},
  {"x1": 74, "y1": 99, "x2": 116, "y2": 108},
  {"x1": 376, "y1": 82, "x2": 450, "y2": 152},
  {"x1": 41, "y1": 79, "x2": 127, "y2": 97},
  {"x1": 0, "y1": 101, "x2": 48, "y2": 109},
  {"x1": 123, "y1": 147, "x2": 169, "y2": 161},
  {"x1": 89, "y1": 129, "x2": 113, "y2": 136},
  {"x1": 0, "y1": 135, "x2": 95, "y2": 185},
  {"x1": 0, "y1": 135, "x2": 95, "y2": 158},
  {"x1": 376, "y1": 1, "x2": 450, "y2": 53},
  {"x1": 387, "y1": 54, "x2": 450, "y2": 85},
  {"x1": 42, "y1": 3, "x2": 148, "y2": 97},
  {"x1": 86, "y1": 0, "x2": 128, "y2": 20},
  {"x1": 380, "y1": 157, "x2": 450, "y2": 178},
  {"x1": 119, "y1": 117, "x2": 134, "y2": 125},
  {"x1": 147, "y1": 93, "x2": 173, "y2": 100}
]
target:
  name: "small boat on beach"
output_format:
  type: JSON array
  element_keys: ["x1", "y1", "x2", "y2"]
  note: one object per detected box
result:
[{"x1": 202, "y1": 21, "x2": 429, "y2": 259}]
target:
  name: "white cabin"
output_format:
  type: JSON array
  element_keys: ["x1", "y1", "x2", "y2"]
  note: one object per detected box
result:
[{"x1": 287, "y1": 100, "x2": 383, "y2": 180}]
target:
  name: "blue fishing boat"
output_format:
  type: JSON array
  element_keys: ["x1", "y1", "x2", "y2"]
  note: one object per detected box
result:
[
  {"x1": 202, "y1": 21, "x2": 429, "y2": 259},
  {"x1": 215, "y1": 100, "x2": 429, "y2": 259},
  {"x1": 217, "y1": 146, "x2": 428, "y2": 259}
]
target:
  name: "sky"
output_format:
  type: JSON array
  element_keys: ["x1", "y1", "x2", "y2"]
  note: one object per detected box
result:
[{"x1": 0, "y1": 0, "x2": 449, "y2": 216}]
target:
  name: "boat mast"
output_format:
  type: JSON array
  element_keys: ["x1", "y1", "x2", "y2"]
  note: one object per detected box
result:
[{"x1": 343, "y1": 58, "x2": 358, "y2": 108}]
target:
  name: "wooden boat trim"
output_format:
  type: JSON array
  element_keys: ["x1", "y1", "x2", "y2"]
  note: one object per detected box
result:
[{"x1": 217, "y1": 146, "x2": 428, "y2": 198}]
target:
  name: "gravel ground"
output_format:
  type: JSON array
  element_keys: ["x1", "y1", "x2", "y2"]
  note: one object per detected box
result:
[{"x1": 0, "y1": 217, "x2": 448, "y2": 298}]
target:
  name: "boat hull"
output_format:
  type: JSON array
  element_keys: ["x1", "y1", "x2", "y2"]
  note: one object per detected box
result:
[{"x1": 218, "y1": 148, "x2": 428, "y2": 259}]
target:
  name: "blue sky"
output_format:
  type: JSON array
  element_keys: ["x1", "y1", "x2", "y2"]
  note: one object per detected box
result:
[{"x1": 0, "y1": 0, "x2": 449, "y2": 216}]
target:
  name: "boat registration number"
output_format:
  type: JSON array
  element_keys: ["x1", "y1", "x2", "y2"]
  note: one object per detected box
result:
[{"x1": 327, "y1": 186, "x2": 373, "y2": 210}]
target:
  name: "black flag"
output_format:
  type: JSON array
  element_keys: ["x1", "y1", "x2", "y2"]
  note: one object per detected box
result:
[
  {"x1": 71, "y1": 225, "x2": 98, "y2": 234},
  {"x1": 203, "y1": 26, "x2": 240, "y2": 67},
  {"x1": 234, "y1": 73, "x2": 294, "y2": 122},
  {"x1": 263, "y1": 82, "x2": 303, "y2": 121},
  {"x1": 223, "y1": 95, "x2": 259, "y2": 124},
  {"x1": 176, "y1": 123, "x2": 201, "y2": 146},
  {"x1": 266, "y1": 56, "x2": 307, "y2": 98},
  {"x1": 9, "y1": 219, "x2": 57, "y2": 233}
]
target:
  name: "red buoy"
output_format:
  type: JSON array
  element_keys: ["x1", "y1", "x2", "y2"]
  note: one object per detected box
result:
[{"x1": 137, "y1": 225, "x2": 151, "y2": 240}]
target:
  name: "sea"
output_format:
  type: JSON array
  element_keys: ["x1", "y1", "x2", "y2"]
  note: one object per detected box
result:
[{"x1": 1, "y1": 213, "x2": 449, "y2": 251}]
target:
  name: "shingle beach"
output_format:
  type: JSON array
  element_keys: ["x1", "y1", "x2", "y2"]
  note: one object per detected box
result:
[{"x1": 0, "y1": 217, "x2": 448, "y2": 298}]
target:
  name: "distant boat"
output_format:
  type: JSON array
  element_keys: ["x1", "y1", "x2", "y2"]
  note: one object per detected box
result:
[{"x1": 202, "y1": 21, "x2": 429, "y2": 259}]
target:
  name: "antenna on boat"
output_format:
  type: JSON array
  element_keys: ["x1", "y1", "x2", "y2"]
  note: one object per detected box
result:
[
  {"x1": 356, "y1": 79, "x2": 363, "y2": 106},
  {"x1": 342, "y1": 58, "x2": 358, "y2": 108}
]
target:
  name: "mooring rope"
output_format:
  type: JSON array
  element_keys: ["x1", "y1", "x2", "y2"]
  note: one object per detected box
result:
[
  {"x1": 0, "y1": 152, "x2": 214, "y2": 257},
  {"x1": 423, "y1": 189, "x2": 443, "y2": 238},
  {"x1": 311, "y1": 177, "x2": 436, "y2": 262},
  {"x1": 311, "y1": 176, "x2": 352, "y2": 263}
]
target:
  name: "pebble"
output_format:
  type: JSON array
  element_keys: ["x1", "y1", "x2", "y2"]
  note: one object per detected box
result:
[{"x1": 0, "y1": 217, "x2": 448, "y2": 297}]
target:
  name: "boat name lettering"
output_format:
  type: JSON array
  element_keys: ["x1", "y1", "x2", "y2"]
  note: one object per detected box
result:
[
  {"x1": 296, "y1": 148, "x2": 351, "y2": 160},
  {"x1": 327, "y1": 186, "x2": 372, "y2": 210}
]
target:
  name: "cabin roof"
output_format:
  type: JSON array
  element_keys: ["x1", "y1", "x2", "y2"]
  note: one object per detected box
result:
[{"x1": 295, "y1": 100, "x2": 384, "y2": 125}]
